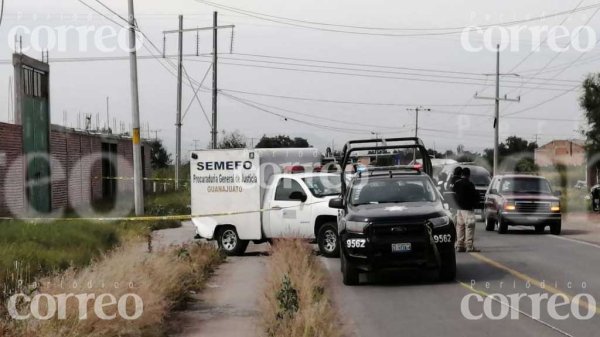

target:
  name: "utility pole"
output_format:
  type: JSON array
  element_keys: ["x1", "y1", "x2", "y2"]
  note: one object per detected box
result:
[
  {"x1": 407, "y1": 106, "x2": 431, "y2": 139},
  {"x1": 175, "y1": 15, "x2": 183, "y2": 190},
  {"x1": 407, "y1": 106, "x2": 430, "y2": 162},
  {"x1": 474, "y1": 44, "x2": 520, "y2": 176},
  {"x1": 212, "y1": 11, "x2": 218, "y2": 149},
  {"x1": 128, "y1": 0, "x2": 144, "y2": 215},
  {"x1": 162, "y1": 13, "x2": 234, "y2": 152},
  {"x1": 106, "y1": 96, "x2": 110, "y2": 130}
]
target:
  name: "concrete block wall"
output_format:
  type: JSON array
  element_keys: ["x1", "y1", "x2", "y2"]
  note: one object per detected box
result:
[
  {"x1": 0, "y1": 122, "x2": 25, "y2": 216},
  {"x1": 0, "y1": 121, "x2": 152, "y2": 217}
]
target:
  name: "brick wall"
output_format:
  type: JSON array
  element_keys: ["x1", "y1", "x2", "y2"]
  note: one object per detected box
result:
[
  {"x1": 1, "y1": 121, "x2": 152, "y2": 217},
  {"x1": 50, "y1": 131, "x2": 104, "y2": 210},
  {"x1": 0, "y1": 122, "x2": 25, "y2": 216},
  {"x1": 535, "y1": 140, "x2": 586, "y2": 167}
]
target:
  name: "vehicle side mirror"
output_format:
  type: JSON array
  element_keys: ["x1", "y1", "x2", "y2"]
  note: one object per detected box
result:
[
  {"x1": 289, "y1": 191, "x2": 308, "y2": 202},
  {"x1": 489, "y1": 188, "x2": 498, "y2": 195},
  {"x1": 329, "y1": 197, "x2": 344, "y2": 209},
  {"x1": 443, "y1": 191, "x2": 458, "y2": 209},
  {"x1": 554, "y1": 190, "x2": 562, "y2": 197}
]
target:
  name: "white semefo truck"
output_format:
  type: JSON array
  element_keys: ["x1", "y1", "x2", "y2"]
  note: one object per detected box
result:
[{"x1": 190, "y1": 148, "x2": 341, "y2": 257}]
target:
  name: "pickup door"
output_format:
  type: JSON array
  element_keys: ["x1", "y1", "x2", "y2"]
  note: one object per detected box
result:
[{"x1": 265, "y1": 177, "x2": 313, "y2": 238}]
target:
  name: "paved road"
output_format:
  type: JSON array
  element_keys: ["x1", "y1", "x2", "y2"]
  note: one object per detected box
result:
[{"x1": 321, "y1": 225, "x2": 600, "y2": 337}]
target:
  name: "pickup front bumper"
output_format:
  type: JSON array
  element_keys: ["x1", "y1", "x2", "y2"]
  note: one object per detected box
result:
[
  {"x1": 341, "y1": 225, "x2": 455, "y2": 272},
  {"x1": 501, "y1": 212, "x2": 561, "y2": 226}
]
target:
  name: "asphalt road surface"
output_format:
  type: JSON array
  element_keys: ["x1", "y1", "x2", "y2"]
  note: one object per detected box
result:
[{"x1": 321, "y1": 225, "x2": 600, "y2": 337}]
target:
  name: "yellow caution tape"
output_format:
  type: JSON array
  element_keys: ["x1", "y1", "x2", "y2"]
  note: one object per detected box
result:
[{"x1": 0, "y1": 201, "x2": 328, "y2": 222}]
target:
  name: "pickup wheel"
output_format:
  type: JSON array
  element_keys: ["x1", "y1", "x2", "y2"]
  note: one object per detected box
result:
[
  {"x1": 497, "y1": 217, "x2": 508, "y2": 234},
  {"x1": 550, "y1": 222, "x2": 562, "y2": 235},
  {"x1": 341, "y1": 253, "x2": 359, "y2": 286},
  {"x1": 439, "y1": 248, "x2": 456, "y2": 282},
  {"x1": 317, "y1": 223, "x2": 340, "y2": 258},
  {"x1": 484, "y1": 216, "x2": 495, "y2": 231},
  {"x1": 216, "y1": 227, "x2": 249, "y2": 256}
]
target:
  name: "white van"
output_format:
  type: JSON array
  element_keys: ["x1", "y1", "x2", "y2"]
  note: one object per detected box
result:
[{"x1": 190, "y1": 148, "x2": 341, "y2": 257}]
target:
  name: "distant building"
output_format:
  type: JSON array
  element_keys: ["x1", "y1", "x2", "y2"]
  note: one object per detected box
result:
[{"x1": 534, "y1": 139, "x2": 586, "y2": 167}]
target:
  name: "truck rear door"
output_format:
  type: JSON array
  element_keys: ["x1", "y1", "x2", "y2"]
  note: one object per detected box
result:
[{"x1": 190, "y1": 149, "x2": 262, "y2": 240}]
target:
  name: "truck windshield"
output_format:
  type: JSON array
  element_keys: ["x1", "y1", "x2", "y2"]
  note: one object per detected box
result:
[
  {"x1": 302, "y1": 176, "x2": 342, "y2": 197},
  {"x1": 350, "y1": 176, "x2": 437, "y2": 205},
  {"x1": 500, "y1": 178, "x2": 553, "y2": 194}
]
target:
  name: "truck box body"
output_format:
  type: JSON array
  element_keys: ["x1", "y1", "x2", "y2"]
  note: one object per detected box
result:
[{"x1": 190, "y1": 148, "x2": 321, "y2": 240}]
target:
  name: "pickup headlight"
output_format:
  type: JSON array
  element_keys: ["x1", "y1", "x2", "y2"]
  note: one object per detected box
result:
[
  {"x1": 429, "y1": 216, "x2": 451, "y2": 229},
  {"x1": 551, "y1": 202, "x2": 560, "y2": 212},
  {"x1": 346, "y1": 221, "x2": 368, "y2": 233},
  {"x1": 504, "y1": 201, "x2": 516, "y2": 211}
]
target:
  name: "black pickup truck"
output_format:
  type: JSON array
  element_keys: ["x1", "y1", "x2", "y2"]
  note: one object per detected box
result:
[{"x1": 329, "y1": 138, "x2": 456, "y2": 285}]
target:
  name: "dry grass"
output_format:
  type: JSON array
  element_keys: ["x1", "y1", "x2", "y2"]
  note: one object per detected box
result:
[
  {"x1": 1, "y1": 242, "x2": 223, "y2": 337},
  {"x1": 261, "y1": 239, "x2": 341, "y2": 337}
]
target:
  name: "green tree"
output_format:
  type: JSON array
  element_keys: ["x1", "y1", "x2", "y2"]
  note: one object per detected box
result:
[
  {"x1": 218, "y1": 130, "x2": 247, "y2": 149},
  {"x1": 149, "y1": 140, "x2": 172, "y2": 169},
  {"x1": 579, "y1": 74, "x2": 600, "y2": 169},
  {"x1": 255, "y1": 135, "x2": 311, "y2": 148},
  {"x1": 483, "y1": 136, "x2": 539, "y2": 173}
]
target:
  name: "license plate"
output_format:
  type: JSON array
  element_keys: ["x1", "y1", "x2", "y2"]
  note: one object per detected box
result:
[
  {"x1": 392, "y1": 243, "x2": 412, "y2": 253},
  {"x1": 527, "y1": 216, "x2": 539, "y2": 221}
]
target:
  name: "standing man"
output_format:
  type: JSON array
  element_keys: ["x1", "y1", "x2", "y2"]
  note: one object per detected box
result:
[
  {"x1": 452, "y1": 167, "x2": 480, "y2": 253},
  {"x1": 593, "y1": 184, "x2": 600, "y2": 212},
  {"x1": 447, "y1": 166, "x2": 463, "y2": 193}
]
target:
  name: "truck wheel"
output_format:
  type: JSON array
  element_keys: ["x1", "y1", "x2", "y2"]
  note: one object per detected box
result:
[
  {"x1": 439, "y1": 249, "x2": 456, "y2": 282},
  {"x1": 550, "y1": 222, "x2": 562, "y2": 235},
  {"x1": 485, "y1": 216, "x2": 495, "y2": 231},
  {"x1": 341, "y1": 253, "x2": 359, "y2": 286},
  {"x1": 497, "y1": 217, "x2": 508, "y2": 234},
  {"x1": 317, "y1": 223, "x2": 340, "y2": 258},
  {"x1": 216, "y1": 227, "x2": 248, "y2": 256}
]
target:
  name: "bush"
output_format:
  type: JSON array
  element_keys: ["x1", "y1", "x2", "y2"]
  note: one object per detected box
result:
[{"x1": 262, "y1": 240, "x2": 340, "y2": 337}]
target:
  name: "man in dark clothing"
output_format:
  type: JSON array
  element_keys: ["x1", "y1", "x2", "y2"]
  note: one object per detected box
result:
[
  {"x1": 452, "y1": 168, "x2": 480, "y2": 253},
  {"x1": 593, "y1": 185, "x2": 600, "y2": 212},
  {"x1": 447, "y1": 166, "x2": 463, "y2": 192}
]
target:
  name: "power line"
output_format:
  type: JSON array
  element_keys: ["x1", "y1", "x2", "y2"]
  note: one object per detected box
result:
[
  {"x1": 506, "y1": 0, "x2": 586, "y2": 73},
  {"x1": 503, "y1": 84, "x2": 580, "y2": 117},
  {"x1": 78, "y1": 0, "x2": 128, "y2": 28},
  {"x1": 195, "y1": 0, "x2": 600, "y2": 36},
  {"x1": 94, "y1": 0, "x2": 129, "y2": 23},
  {"x1": 228, "y1": 52, "x2": 581, "y2": 84},
  {"x1": 218, "y1": 88, "x2": 494, "y2": 107},
  {"x1": 209, "y1": 55, "x2": 577, "y2": 87},
  {"x1": 185, "y1": 58, "x2": 573, "y2": 92},
  {"x1": 221, "y1": 92, "x2": 394, "y2": 134},
  {"x1": 182, "y1": 64, "x2": 212, "y2": 124},
  {"x1": 504, "y1": 4, "x2": 600, "y2": 98},
  {"x1": 223, "y1": 94, "x2": 411, "y2": 130}
]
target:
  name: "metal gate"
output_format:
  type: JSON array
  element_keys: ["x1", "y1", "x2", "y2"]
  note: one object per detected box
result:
[{"x1": 21, "y1": 64, "x2": 51, "y2": 213}]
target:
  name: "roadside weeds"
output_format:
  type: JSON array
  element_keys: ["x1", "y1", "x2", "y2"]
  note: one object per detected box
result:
[
  {"x1": 261, "y1": 239, "x2": 342, "y2": 337},
  {"x1": 1, "y1": 242, "x2": 224, "y2": 337}
]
